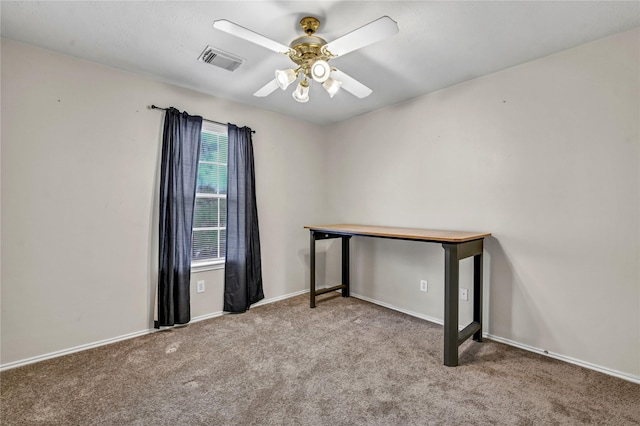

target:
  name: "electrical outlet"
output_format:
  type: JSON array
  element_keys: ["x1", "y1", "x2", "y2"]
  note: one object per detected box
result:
[
  {"x1": 196, "y1": 280, "x2": 205, "y2": 293},
  {"x1": 420, "y1": 280, "x2": 428, "y2": 292},
  {"x1": 460, "y1": 288, "x2": 468, "y2": 301}
]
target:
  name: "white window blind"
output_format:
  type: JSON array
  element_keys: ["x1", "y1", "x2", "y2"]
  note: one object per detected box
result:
[{"x1": 192, "y1": 122, "x2": 228, "y2": 267}]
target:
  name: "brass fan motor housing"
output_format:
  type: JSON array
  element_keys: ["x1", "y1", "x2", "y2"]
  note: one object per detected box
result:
[
  {"x1": 300, "y1": 17, "x2": 320, "y2": 35},
  {"x1": 287, "y1": 17, "x2": 333, "y2": 78}
]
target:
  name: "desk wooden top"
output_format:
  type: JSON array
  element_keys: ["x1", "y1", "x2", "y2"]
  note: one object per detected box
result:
[{"x1": 304, "y1": 224, "x2": 491, "y2": 243}]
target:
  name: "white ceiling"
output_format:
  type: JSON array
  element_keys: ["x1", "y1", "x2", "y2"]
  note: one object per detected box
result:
[{"x1": 2, "y1": 1, "x2": 639, "y2": 125}]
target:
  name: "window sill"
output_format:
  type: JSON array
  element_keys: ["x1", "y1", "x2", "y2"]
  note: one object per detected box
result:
[{"x1": 191, "y1": 260, "x2": 225, "y2": 273}]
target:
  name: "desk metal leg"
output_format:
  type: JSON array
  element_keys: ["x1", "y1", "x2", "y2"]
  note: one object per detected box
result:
[
  {"x1": 443, "y1": 244, "x2": 460, "y2": 367},
  {"x1": 443, "y1": 239, "x2": 484, "y2": 367},
  {"x1": 309, "y1": 231, "x2": 349, "y2": 308},
  {"x1": 473, "y1": 253, "x2": 483, "y2": 342},
  {"x1": 310, "y1": 231, "x2": 316, "y2": 308},
  {"x1": 342, "y1": 236, "x2": 350, "y2": 297}
]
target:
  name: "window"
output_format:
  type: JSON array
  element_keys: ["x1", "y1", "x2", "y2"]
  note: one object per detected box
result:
[{"x1": 192, "y1": 122, "x2": 228, "y2": 269}]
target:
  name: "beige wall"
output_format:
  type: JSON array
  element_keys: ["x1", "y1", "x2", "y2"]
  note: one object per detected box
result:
[
  {"x1": 2, "y1": 27, "x2": 639, "y2": 381},
  {"x1": 324, "y1": 28, "x2": 639, "y2": 379},
  {"x1": 1, "y1": 39, "x2": 327, "y2": 365}
]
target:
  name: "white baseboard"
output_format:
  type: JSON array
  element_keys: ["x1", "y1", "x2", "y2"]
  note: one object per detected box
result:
[
  {"x1": 483, "y1": 334, "x2": 640, "y2": 385},
  {"x1": 0, "y1": 288, "x2": 310, "y2": 372},
  {"x1": 5, "y1": 290, "x2": 638, "y2": 385},
  {"x1": 351, "y1": 292, "x2": 640, "y2": 385},
  {"x1": 0, "y1": 328, "x2": 158, "y2": 372},
  {"x1": 351, "y1": 292, "x2": 444, "y2": 326},
  {"x1": 252, "y1": 288, "x2": 309, "y2": 308}
]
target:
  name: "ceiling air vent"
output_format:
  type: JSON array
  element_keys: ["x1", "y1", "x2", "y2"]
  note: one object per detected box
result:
[{"x1": 198, "y1": 46, "x2": 244, "y2": 72}]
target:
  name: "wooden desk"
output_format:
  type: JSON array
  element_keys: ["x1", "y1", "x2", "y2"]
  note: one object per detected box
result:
[{"x1": 304, "y1": 224, "x2": 491, "y2": 367}]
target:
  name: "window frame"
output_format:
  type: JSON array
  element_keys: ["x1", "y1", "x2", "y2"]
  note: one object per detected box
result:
[{"x1": 191, "y1": 121, "x2": 228, "y2": 272}]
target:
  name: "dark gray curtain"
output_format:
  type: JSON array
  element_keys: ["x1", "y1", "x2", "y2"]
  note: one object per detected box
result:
[
  {"x1": 156, "y1": 107, "x2": 203, "y2": 327},
  {"x1": 224, "y1": 124, "x2": 264, "y2": 313}
]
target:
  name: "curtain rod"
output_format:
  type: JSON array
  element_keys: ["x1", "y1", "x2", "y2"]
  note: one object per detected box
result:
[{"x1": 150, "y1": 105, "x2": 255, "y2": 134}]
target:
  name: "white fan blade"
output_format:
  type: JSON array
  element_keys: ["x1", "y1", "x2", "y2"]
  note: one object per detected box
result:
[
  {"x1": 213, "y1": 19, "x2": 290, "y2": 54},
  {"x1": 331, "y1": 69, "x2": 372, "y2": 98},
  {"x1": 324, "y1": 16, "x2": 398, "y2": 57},
  {"x1": 253, "y1": 79, "x2": 279, "y2": 97}
]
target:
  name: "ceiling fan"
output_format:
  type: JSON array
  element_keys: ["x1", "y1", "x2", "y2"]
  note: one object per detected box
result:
[{"x1": 213, "y1": 15, "x2": 399, "y2": 103}]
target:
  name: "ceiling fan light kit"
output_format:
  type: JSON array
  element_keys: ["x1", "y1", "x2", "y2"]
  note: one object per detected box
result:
[
  {"x1": 276, "y1": 17, "x2": 339, "y2": 102},
  {"x1": 311, "y1": 60, "x2": 331, "y2": 83},
  {"x1": 322, "y1": 77, "x2": 342, "y2": 98},
  {"x1": 292, "y1": 79, "x2": 310, "y2": 103},
  {"x1": 275, "y1": 68, "x2": 298, "y2": 90},
  {"x1": 213, "y1": 15, "x2": 398, "y2": 103}
]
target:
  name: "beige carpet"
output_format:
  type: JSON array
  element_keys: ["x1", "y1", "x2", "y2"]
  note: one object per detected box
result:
[{"x1": 2, "y1": 293, "x2": 639, "y2": 425}]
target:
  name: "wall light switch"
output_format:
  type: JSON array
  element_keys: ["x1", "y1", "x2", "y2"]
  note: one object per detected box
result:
[{"x1": 196, "y1": 280, "x2": 205, "y2": 293}]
